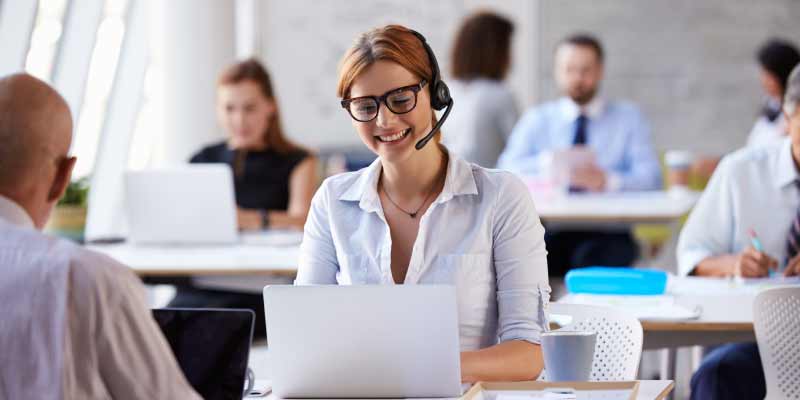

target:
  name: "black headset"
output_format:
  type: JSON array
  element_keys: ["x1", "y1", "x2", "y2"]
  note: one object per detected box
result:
[{"x1": 410, "y1": 30, "x2": 454, "y2": 150}]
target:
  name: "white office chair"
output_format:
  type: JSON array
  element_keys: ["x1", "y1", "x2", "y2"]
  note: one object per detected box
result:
[
  {"x1": 753, "y1": 286, "x2": 800, "y2": 400},
  {"x1": 545, "y1": 303, "x2": 643, "y2": 381}
]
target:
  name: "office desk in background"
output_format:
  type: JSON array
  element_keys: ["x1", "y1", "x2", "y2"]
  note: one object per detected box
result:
[
  {"x1": 532, "y1": 190, "x2": 700, "y2": 272},
  {"x1": 86, "y1": 231, "x2": 301, "y2": 277},
  {"x1": 555, "y1": 275, "x2": 800, "y2": 392},
  {"x1": 532, "y1": 190, "x2": 700, "y2": 225}
]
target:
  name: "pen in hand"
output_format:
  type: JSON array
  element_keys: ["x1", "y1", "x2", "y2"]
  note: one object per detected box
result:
[{"x1": 747, "y1": 228, "x2": 778, "y2": 276}]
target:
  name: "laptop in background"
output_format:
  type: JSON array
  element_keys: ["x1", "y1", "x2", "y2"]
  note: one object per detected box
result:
[
  {"x1": 263, "y1": 285, "x2": 462, "y2": 398},
  {"x1": 125, "y1": 165, "x2": 238, "y2": 245},
  {"x1": 152, "y1": 308, "x2": 254, "y2": 400}
]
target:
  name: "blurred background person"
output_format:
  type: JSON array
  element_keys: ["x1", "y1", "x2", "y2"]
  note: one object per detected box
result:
[
  {"x1": 190, "y1": 58, "x2": 317, "y2": 231},
  {"x1": 689, "y1": 38, "x2": 800, "y2": 184},
  {"x1": 746, "y1": 38, "x2": 800, "y2": 148},
  {"x1": 442, "y1": 11, "x2": 518, "y2": 168},
  {"x1": 168, "y1": 59, "x2": 317, "y2": 338},
  {"x1": 498, "y1": 33, "x2": 661, "y2": 276}
]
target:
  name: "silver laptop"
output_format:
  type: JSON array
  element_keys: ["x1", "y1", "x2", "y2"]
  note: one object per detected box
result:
[
  {"x1": 125, "y1": 165, "x2": 238, "y2": 244},
  {"x1": 263, "y1": 285, "x2": 462, "y2": 399}
]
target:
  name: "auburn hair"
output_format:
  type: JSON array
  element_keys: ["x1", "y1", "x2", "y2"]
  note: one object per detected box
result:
[
  {"x1": 217, "y1": 58, "x2": 300, "y2": 155},
  {"x1": 337, "y1": 25, "x2": 441, "y2": 139},
  {"x1": 451, "y1": 12, "x2": 514, "y2": 81}
]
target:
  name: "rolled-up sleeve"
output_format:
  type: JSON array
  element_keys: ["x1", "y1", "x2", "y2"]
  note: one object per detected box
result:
[
  {"x1": 295, "y1": 181, "x2": 340, "y2": 284},
  {"x1": 677, "y1": 157, "x2": 735, "y2": 276},
  {"x1": 491, "y1": 174, "x2": 551, "y2": 345}
]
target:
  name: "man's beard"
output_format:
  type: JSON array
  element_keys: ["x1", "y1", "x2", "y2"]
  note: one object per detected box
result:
[{"x1": 568, "y1": 86, "x2": 597, "y2": 105}]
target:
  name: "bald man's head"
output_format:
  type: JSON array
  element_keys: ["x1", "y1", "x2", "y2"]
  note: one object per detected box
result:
[{"x1": 0, "y1": 73, "x2": 76, "y2": 228}]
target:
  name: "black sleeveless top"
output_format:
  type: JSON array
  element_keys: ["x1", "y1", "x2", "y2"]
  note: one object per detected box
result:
[{"x1": 190, "y1": 142, "x2": 309, "y2": 211}]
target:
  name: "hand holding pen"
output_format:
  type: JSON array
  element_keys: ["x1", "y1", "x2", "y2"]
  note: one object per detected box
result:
[{"x1": 734, "y1": 229, "x2": 778, "y2": 278}]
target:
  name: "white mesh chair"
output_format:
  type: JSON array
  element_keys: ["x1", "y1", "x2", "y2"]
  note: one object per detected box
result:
[
  {"x1": 545, "y1": 303, "x2": 643, "y2": 381},
  {"x1": 754, "y1": 286, "x2": 800, "y2": 400}
]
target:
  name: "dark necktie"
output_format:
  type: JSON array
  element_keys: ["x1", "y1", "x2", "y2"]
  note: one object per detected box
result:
[
  {"x1": 568, "y1": 114, "x2": 589, "y2": 193},
  {"x1": 573, "y1": 114, "x2": 588, "y2": 146},
  {"x1": 786, "y1": 181, "x2": 800, "y2": 262}
]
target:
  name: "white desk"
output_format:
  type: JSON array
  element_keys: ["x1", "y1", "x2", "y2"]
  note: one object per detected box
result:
[
  {"x1": 533, "y1": 190, "x2": 700, "y2": 225},
  {"x1": 533, "y1": 190, "x2": 700, "y2": 273},
  {"x1": 555, "y1": 275, "x2": 800, "y2": 393},
  {"x1": 87, "y1": 232, "x2": 300, "y2": 277},
  {"x1": 246, "y1": 346, "x2": 674, "y2": 400}
]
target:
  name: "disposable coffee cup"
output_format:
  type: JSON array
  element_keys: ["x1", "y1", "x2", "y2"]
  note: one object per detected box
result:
[
  {"x1": 541, "y1": 330, "x2": 597, "y2": 382},
  {"x1": 664, "y1": 150, "x2": 693, "y2": 188}
]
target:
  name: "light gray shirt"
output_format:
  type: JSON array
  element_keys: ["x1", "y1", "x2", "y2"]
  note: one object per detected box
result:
[
  {"x1": 295, "y1": 152, "x2": 551, "y2": 351},
  {"x1": 0, "y1": 195, "x2": 200, "y2": 400},
  {"x1": 442, "y1": 79, "x2": 519, "y2": 168},
  {"x1": 677, "y1": 139, "x2": 800, "y2": 275}
]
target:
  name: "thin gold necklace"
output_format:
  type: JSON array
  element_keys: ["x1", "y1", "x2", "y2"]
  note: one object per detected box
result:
[{"x1": 380, "y1": 162, "x2": 446, "y2": 219}]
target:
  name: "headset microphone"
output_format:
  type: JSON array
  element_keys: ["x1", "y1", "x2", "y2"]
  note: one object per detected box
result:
[
  {"x1": 411, "y1": 31, "x2": 454, "y2": 151},
  {"x1": 415, "y1": 99, "x2": 452, "y2": 150}
]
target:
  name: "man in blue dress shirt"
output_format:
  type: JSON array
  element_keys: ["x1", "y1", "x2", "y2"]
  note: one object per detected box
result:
[
  {"x1": 497, "y1": 34, "x2": 662, "y2": 276},
  {"x1": 676, "y1": 65, "x2": 800, "y2": 400}
]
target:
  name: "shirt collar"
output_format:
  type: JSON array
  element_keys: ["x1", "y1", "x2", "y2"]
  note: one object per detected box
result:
[
  {"x1": 774, "y1": 138, "x2": 800, "y2": 189},
  {"x1": 559, "y1": 96, "x2": 606, "y2": 121},
  {"x1": 338, "y1": 148, "x2": 479, "y2": 213},
  {"x1": 0, "y1": 194, "x2": 35, "y2": 229}
]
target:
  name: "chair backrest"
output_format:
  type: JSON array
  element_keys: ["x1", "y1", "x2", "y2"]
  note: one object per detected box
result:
[
  {"x1": 546, "y1": 303, "x2": 643, "y2": 381},
  {"x1": 753, "y1": 286, "x2": 800, "y2": 400}
]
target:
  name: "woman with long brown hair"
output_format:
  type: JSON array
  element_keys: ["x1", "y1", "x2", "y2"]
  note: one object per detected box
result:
[
  {"x1": 171, "y1": 58, "x2": 317, "y2": 337},
  {"x1": 443, "y1": 11, "x2": 518, "y2": 168},
  {"x1": 192, "y1": 58, "x2": 317, "y2": 230},
  {"x1": 295, "y1": 25, "x2": 549, "y2": 382}
]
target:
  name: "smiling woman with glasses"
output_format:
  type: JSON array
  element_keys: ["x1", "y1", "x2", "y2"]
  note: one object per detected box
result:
[{"x1": 295, "y1": 25, "x2": 551, "y2": 383}]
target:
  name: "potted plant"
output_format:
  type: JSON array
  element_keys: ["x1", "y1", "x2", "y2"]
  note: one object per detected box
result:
[{"x1": 45, "y1": 177, "x2": 89, "y2": 242}]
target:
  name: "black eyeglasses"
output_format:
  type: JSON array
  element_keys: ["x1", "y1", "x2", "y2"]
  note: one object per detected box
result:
[{"x1": 341, "y1": 80, "x2": 428, "y2": 122}]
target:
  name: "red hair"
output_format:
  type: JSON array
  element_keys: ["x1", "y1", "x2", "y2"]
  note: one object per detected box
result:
[{"x1": 337, "y1": 25, "x2": 441, "y2": 139}]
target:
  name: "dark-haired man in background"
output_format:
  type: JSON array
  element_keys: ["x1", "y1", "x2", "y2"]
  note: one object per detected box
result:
[{"x1": 498, "y1": 33, "x2": 661, "y2": 276}]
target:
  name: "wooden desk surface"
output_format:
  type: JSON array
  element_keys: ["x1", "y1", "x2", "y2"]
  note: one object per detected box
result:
[{"x1": 641, "y1": 320, "x2": 753, "y2": 332}]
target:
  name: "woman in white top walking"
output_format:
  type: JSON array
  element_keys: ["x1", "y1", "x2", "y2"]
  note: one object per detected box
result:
[
  {"x1": 442, "y1": 12, "x2": 518, "y2": 168},
  {"x1": 295, "y1": 25, "x2": 550, "y2": 382}
]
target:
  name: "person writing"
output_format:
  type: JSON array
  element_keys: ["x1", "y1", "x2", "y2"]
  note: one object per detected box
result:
[
  {"x1": 170, "y1": 59, "x2": 317, "y2": 337},
  {"x1": 295, "y1": 25, "x2": 550, "y2": 383},
  {"x1": 0, "y1": 73, "x2": 200, "y2": 399},
  {"x1": 677, "y1": 65, "x2": 800, "y2": 399}
]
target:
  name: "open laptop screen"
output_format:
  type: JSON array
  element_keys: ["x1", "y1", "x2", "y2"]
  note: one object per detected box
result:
[{"x1": 152, "y1": 308, "x2": 254, "y2": 400}]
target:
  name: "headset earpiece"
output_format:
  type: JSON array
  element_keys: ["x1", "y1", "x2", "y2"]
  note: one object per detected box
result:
[
  {"x1": 430, "y1": 80, "x2": 451, "y2": 111},
  {"x1": 410, "y1": 29, "x2": 454, "y2": 150}
]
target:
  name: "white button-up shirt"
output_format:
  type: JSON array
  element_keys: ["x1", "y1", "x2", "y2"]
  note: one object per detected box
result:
[
  {"x1": 0, "y1": 195, "x2": 200, "y2": 400},
  {"x1": 677, "y1": 139, "x2": 800, "y2": 276},
  {"x1": 296, "y1": 152, "x2": 551, "y2": 351}
]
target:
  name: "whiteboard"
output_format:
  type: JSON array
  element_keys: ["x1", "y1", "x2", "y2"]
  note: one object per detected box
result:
[{"x1": 259, "y1": 0, "x2": 537, "y2": 150}]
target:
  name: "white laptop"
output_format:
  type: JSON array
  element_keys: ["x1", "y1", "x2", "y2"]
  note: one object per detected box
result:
[
  {"x1": 263, "y1": 285, "x2": 463, "y2": 399},
  {"x1": 124, "y1": 165, "x2": 238, "y2": 245}
]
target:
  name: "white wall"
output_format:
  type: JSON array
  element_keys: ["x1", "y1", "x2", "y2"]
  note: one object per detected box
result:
[
  {"x1": 259, "y1": 0, "x2": 800, "y2": 156},
  {"x1": 259, "y1": 0, "x2": 538, "y2": 150},
  {"x1": 536, "y1": 0, "x2": 800, "y2": 155}
]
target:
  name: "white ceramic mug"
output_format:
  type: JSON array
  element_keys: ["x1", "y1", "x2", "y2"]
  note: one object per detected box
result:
[{"x1": 541, "y1": 330, "x2": 597, "y2": 381}]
